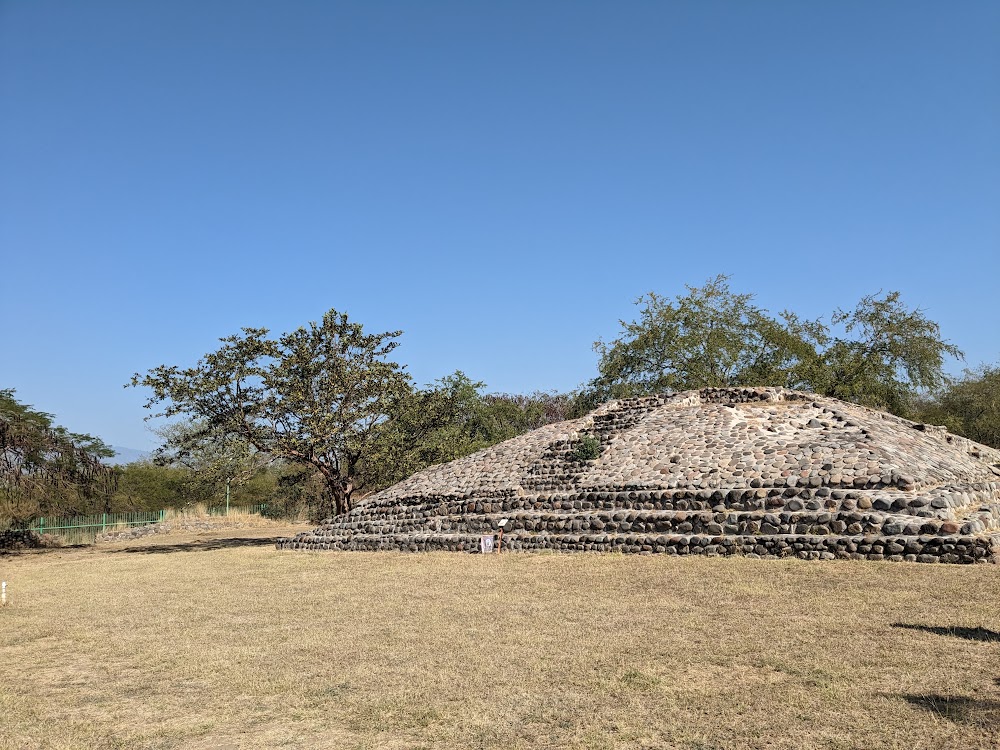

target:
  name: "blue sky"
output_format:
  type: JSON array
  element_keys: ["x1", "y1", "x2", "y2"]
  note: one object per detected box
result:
[{"x1": 2, "y1": 1, "x2": 998, "y2": 451}]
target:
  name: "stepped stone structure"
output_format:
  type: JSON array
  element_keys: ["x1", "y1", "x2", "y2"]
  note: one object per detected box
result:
[{"x1": 277, "y1": 387, "x2": 1000, "y2": 563}]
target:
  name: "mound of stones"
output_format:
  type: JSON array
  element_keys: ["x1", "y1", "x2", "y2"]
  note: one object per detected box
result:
[
  {"x1": 97, "y1": 515, "x2": 273, "y2": 543},
  {"x1": 278, "y1": 387, "x2": 1000, "y2": 563},
  {"x1": 0, "y1": 528, "x2": 47, "y2": 551}
]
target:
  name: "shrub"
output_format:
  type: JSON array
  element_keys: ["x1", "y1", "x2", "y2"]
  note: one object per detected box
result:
[{"x1": 572, "y1": 435, "x2": 601, "y2": 462}]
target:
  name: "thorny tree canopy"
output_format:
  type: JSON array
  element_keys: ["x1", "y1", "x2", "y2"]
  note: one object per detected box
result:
[
  {"x1": 0, "y1": 389, "x2": 117, "y2": 524},
  {"x1": 589, "y1": 276, "x2": 962, "y2": 417},
  {"x1": 130, "y1": 309, "x2": 414, "y2": 518}
]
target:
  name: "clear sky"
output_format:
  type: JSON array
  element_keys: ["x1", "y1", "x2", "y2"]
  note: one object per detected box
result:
[{"x1": 2, "y1": 1, "x2": 998, "y2": 451}]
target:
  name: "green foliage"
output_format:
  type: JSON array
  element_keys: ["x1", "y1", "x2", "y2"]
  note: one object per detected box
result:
[
  {"x1": 572, "y1": 435, "x2": 601, "y2": 462},
  {"x1": 150, "y1": 419, "x2": 271, "y2": 506},
  {"x1": 131, "y1": 309, "x2": 412, "y2": 519},
  {"x1": 815, "y1": 291, "x2": 963, "y2": 416},
  {"x1": 112, "y1": 462, "x2": 206, "y2": 511},
  {"x1": 132, "y1": 305, "x2": 583, "y2": 521},
  {"x1": 588, "y1": 276, "x2": 962, "y2": 416},
  {"x1": 482, "y1": 390, "x2": 581, "y2": 434},
  {"x1": 0, "y1": 389, "x2": 117, "y2": 525},
  {"x1": 360, "y1": 372, "x2": 579, "y2": 491},
  {"x1": 262, "y1": 462, "x2": 326, "y2": 519},
  {"x1": 911, "y1": 364, "x2": 1000, "y2": 448},
  {"x1": 591, "y1": 275, "x2": 824, "y2": 401},
  {"x1": 110, "y1": 459, "x2": 321, "y2": 519}
]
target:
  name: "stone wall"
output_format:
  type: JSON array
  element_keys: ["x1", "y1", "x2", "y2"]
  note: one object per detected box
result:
[{"x1": 280, "y1": 530, "x2": 999, "y2": 564}]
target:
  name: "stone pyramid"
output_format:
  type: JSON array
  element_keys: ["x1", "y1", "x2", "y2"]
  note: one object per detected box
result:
[{"x1": 277, "y1": 387, "x2": 1000, "y2": 563}]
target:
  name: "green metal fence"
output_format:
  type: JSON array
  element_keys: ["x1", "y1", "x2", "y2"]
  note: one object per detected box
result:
[
  {"x1": 28, "y1": 510, "x2": 167, "y2": 545},
  {"x1": 19, "y1": 504, "x2": 272, "y2": 545}
]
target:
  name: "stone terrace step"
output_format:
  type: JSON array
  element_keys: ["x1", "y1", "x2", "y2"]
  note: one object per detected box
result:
[
  {"x1": 276, "y1": 530, "x2": 1000, "y2": 564},
  {"x1": 357, "y1": 482, "x2": 1000, "y2": 520},
  {"x1": 316, "y1": 507, "x2": 1000, "y2": 538}
]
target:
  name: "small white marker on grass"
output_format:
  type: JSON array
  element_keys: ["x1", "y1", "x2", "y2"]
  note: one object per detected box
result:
[{"x1": 1, "y1": 581, "x2": 6, "y2": 607}]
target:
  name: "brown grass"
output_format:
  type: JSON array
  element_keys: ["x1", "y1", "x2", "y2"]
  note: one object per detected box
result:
[
  {"x1": 1, "y1": 527, "x2": 998, "y2": 749},
  {"x1": 160, "y1": 504, "x2": 303, "y2": 526}
]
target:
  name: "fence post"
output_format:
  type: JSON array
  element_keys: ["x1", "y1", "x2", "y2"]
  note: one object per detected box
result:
[
  {"x1": 102, "y1": 513, "x2": 107, "y2": 533},
  {"x1": 38, "y1": 517, "x2": 44, "y2": 534}
]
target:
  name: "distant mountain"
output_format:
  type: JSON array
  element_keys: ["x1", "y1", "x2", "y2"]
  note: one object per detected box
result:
[{"x1": 105, "y1": 446, "x2": 152, "y2": 466}]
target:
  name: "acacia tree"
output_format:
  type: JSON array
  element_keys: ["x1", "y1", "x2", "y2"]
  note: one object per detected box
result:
[
  {"x1": 589, "y1": 276, "x2": 961, "y2": 417},
  {"x1": 811, "y1": 291, "x2": 962, "y2": 415},
  {"x1": 590, "y1": 275, "x2": 825, "y2": 402},
  {"x1": 1, "y1": 389, "x2": 117, "y2": 524},
  {"x1": 130, "y1": 310, "x2": 415, "y2": 519}
]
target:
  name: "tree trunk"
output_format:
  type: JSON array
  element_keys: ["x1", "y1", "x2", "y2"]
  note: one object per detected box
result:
[{"x1": 319, "y1": 476, "x2": 354, "y2": 520}]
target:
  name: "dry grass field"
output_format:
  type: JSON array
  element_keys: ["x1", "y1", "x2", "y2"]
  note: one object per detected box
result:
[{"x1": 1, "y1": 525, "x2": 999, "y2": 750}]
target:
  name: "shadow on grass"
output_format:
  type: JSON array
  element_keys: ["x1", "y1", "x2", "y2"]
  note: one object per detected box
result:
[
  {"x1": 901, "y1": 694, "x2": 1000, "y2": 726},
  {"x1": 104, "y1": 536, "x2": 289, "y2": 554},
  {"x1": 1, "y1": 542, "x2": 91, "y2": 556},
  {"x1": 892, "y1": 623, "x2": 1000, "y2": 642}
]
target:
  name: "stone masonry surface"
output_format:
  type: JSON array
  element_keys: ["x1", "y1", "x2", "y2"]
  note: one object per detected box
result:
[{"x1": 277, "y1": 387, "x2": 1000, "y2": 563}]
